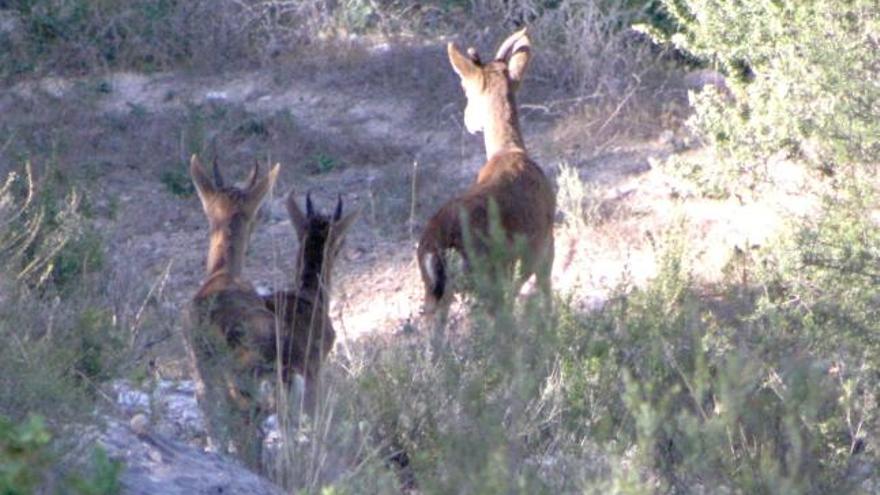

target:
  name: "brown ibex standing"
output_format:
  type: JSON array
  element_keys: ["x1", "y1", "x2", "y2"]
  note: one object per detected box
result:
[
  {"x1": 263, "y1": 191, "x2": 357, "y2": 413},
  {"x1": 417, "y1": 28, "x2": 555, "y2": 315},
  {"x1": 185, "y1": 155, "x2": 280, "y2": 467}
]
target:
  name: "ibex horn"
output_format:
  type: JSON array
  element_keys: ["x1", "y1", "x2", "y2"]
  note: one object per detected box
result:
[
  {"x1": 306, "y1": 191, "x2": 315, "y2": 217},
  {"x1": 334, "y1": 194, "x2": 343, "y2": 221},
  {"x1": 246, "y1": 160, "x2": 260, "y2": 189},
  {"x1": 495, "y1": 27, "x2": 529, "y2": 62},
  {"x1": 211, "y1": 157, "x2": 224, "y2": 187}
]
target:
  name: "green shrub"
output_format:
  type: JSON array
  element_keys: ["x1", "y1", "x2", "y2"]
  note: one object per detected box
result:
[
  {"x1": 0, "y1": 164, "x2": 128, "y2": 450},
  {"x1": 0, "y1": 415, "x2": 122, "y2": 495},
  {"x1": 0, "y1": 414, "x2": 52, "y2": 494},
  {"x1": 1, "y1": 163, "x2": 82, "y2": 289},
  {"x1": 264, "y1": 198, "x2": 878, "y2": 492},
  {"x1": 643, "y1": 0, "x2": 880, "y2": 170},
  {"x1": 159, "y1": 167, "x2": 195, "y2": 198},
  {"x1": 553, "y1": 221, "x2": 874, "y2": 492}
]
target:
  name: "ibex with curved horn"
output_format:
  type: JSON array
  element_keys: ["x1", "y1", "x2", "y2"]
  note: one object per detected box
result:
[
  {"x1": 263, "y1": 191, "x2": 357, "y2": 412},
  {"x1": 417, "y1": 27, "x2": 555, "y2": 314},
  {"x1": 185, "y1": 155, "x2": 280, "y2": 466}
]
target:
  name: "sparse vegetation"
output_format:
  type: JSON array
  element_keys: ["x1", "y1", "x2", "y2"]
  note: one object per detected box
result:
[
  {"x1": 0, "y1": 166, "x2": 127, "y2": 492},
  {"x1": 0, "y1": 0, "x2": 877, "y2": 493}
]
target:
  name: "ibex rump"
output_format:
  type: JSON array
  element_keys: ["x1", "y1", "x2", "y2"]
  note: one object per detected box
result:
[
  {"x1": 185, "y1": 155, "x2": 279, "y2": 466},
  {"x1": 418, "y1": 28, "x2": 555, "y2": 315}
]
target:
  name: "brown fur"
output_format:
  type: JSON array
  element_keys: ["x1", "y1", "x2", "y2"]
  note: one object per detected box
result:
[
  {"x1": 263, "y1": 191, "x2": 357, "y2": 412},
  {"x1": 184, "y1": 155, "x2": 279, "y2": 466},
  {"x1": 417, "y1": 28, "x2": 555, "y2": 314}
]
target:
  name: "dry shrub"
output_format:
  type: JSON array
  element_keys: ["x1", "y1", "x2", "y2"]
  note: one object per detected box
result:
[{"x1": 0, "y1": 0, "x2": 342, "y2": 77}]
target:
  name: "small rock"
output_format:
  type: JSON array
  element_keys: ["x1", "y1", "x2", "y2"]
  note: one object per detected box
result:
[
  {"x1": 112, "y1": 381, "x2": 151, "y2": 415},
  {"x1": 130, "y1": 414, "x2": 150, "y2": 436},
  {"x1": 205, "y1": 91, "x2": 228, "y2": 102}
]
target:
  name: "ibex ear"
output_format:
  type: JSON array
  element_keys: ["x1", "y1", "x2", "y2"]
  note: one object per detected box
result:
[
  {"x1": 495, "y1": 27, "x2": 531, "y2": 90},
  {"x1": 244, "y1": 162, "x2": 280, "y2": 211},
  {"x1": 285, "y1": 189, "x2": 308, "y2": 239},
  {"x1": 448, "y1": 42, "x2": 480, "y2": 81},
  {"x1": 190, "y1": 154, "x2": 216, "y2": 202}
]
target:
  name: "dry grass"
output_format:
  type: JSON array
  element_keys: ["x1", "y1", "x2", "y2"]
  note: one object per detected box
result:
[{"x1": 12, "y1": 2, "x2": 867, "y2": 494}]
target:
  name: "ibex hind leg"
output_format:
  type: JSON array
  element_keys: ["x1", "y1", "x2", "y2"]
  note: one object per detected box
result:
[
  {"x1": 193, "y1": 349, "x2": 265, "y2": 469},
  {"x1": 536, "y1": 236, "x2": 555, "y2": 315},
  {"x1": 182, "y1": 325, "x2": 225, "y2": 453},
  {"x1": 224, "y1": 371, "x2": 266, "y2": 470},
  {"x1": 520, "y1": 237, "x2": 554, "y2": 316}
]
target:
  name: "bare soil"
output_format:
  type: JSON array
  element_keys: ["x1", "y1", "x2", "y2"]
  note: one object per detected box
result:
[{"x1": 0, "y1": 42, "x2": 818, "y2": 377}]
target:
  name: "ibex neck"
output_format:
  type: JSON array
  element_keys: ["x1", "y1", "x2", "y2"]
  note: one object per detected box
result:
[
  {"x1": 296, "y1": 253, "x2": 330, "y2": 301},
  {"x1": 206, "y1": 218, "x2": 250, "y2": 277},
  {"x1": 483, "y1": 91, "x2": 526, "y2": 160}
]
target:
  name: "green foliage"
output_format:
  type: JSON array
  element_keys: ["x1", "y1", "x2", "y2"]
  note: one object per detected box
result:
[
  {"x1": 646, "y1": 0, "x2": 880, "y2": 170},
  {"x1": 289, "y1": 203, "x2": 878, "y2": 492},
  {"x1": 52, "y1": 226, "x2": 104, "y2": 289},
  {"x1": 66, "y1": 447, "x2": 123, "y2": 495},
  {"x1": 0, "y1": 162, "x2": 102, "y2": 291},
  {"x1": 0, "y1": 415, "x2": 122, "y2": 495},
  {"x1": 0, "y1": 166, "x2": 129, "y2": 482},
  {"x1": 71, "y1": 308, "x2": 124, "y2": 383},
  {"x1": 310, "y1": 153, "x2": 338, "y2": 175},
  {"x1": 159, "y1": 167, "x2": 195, "y2": 198},
  {"x1": 0, "y1": 415, "x2": 51, "y2": 494},
  {"x1": 552, "y1": 220, "x2": 873, "y2": 491}
]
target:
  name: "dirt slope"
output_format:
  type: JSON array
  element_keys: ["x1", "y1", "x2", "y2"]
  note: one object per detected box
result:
[{"x1": 0, "y1": 42, "x2": 816, "y2": 377}]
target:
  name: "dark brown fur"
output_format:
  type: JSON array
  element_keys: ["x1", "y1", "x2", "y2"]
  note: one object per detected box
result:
[{"x1": 263, "y1": 192, "x2": 356, "y2": 412}]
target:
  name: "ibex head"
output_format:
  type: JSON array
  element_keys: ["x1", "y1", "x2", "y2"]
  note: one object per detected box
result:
[
  {"x1": 190, "y1": 154, "x2": 280, "y2": 276},
  {"x1": 447, "y1": 27, "x2": 532, "y2": 135},
  {"x1": 286, "y1": 191, "x2": 358, "y2": 291}
]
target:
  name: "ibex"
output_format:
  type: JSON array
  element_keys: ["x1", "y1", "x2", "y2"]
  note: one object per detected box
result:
[
  {"x1": 417, "y1": 28, "x2": 555, "y2": 314},
  {"x1": 263, "y1": 191, "x2": 356, "y2": 412},
  {"x1": 185, "y1": 155, "x2": 280, "y2": 466}
]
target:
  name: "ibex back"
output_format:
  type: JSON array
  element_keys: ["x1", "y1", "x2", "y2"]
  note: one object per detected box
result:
[
  {"x1": 418, "y1": 28, "x2": 555, "y2": 314},
  {"x1": 263, "y1": 192, "x2": 357, "y2": 413},
  {"x1": 185, "y1": 155, "x2": 279, "y2": 467}
]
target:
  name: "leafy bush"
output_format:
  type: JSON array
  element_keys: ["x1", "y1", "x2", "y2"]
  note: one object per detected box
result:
[
  {"x1": 0, "y1": 162, "x2": 104, "y2": 292},
  {"x1": 0, "y1": 414, "x2": 51, "y2": 494},
  {"x1": 0, "y1": 158, "x2": 137, "y2": 494},
  {"x1": 268, "y1": 203, "x2": 878, "y2": 492},
  {"x1": 0, "y1": 414, "x2": 121, "y2": 495},
  {"x1": 644, "y1": 0, "x2": 880, "y2": 170}
]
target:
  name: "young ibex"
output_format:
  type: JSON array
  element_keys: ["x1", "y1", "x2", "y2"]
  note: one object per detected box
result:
[
  {"x1": 263, "y1": 191, "x2": 357, "y2": 412},
  {"x1": 417, "y1": 28, "x2": 555, "y2": 314},
  {"x1": 185, "y1": 155, "x2": 280, "y2": 466}
]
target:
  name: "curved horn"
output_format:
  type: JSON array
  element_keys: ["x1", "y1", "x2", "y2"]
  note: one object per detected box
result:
[
  {"x1": 495, "y1": 27, "x2": 529, "y2": 62},
  {"x1": 211, "y1": 157, "x2": 224, "y2": 187},
  {"x1": 246, "y1": 160, "x2": 260, "y2": 189},
  {"x1": 334, "y1": 194, "x2": 343, "y2": 221},
  {"x1": 306, "y1": 191, "x2": 315, "y2": 217}
]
